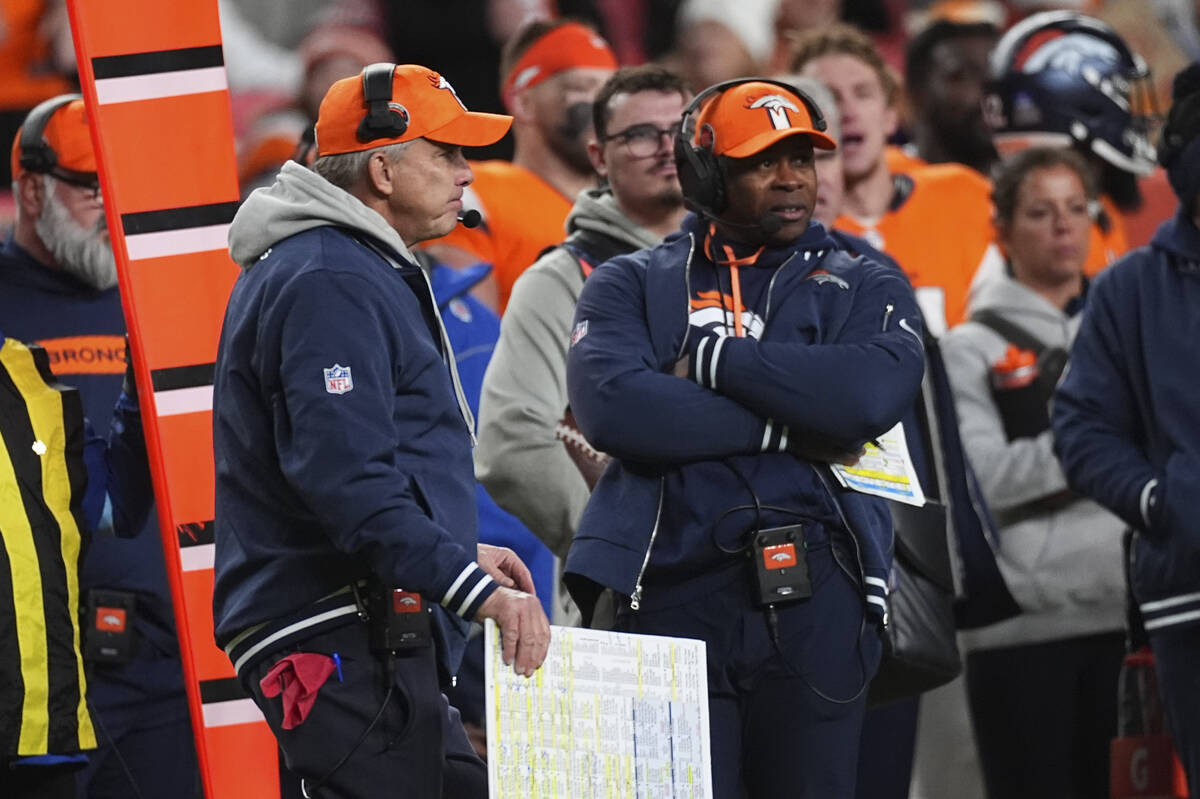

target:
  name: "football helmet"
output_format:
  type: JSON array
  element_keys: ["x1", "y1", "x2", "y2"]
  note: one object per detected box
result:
[{"x1": 984, "y1": 11, "x2": 1158, "y2": 176}]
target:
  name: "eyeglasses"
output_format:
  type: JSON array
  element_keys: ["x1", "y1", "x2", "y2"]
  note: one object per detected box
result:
[
  {"x1": 49, "y1": 169, "x2": 102, "y2": 201},
  {"x1": 602, "y1": 122, "x2": 682, "y2": 158}
]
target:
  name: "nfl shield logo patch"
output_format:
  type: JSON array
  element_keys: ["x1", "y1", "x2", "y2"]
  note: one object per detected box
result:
[
  {"x1": 570, "y1": 320, "x2": 588, "y2": 347},
  {"x1": 323, "y1": 364, "x2": 353, "y2": 394}
]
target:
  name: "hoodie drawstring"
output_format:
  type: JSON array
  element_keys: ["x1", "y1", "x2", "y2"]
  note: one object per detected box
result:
[
  {"x1": 704, "y1": 224, "x2": 763, "y2": 339},
  {"x1": 363, "y1": 243, "x2": 477, "y2": 445}
]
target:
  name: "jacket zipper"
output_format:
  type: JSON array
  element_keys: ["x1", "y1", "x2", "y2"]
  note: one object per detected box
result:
[
  {"x1": 675, "y1": 234, "x2": 696, "y2": 358},
  {"x1": 762, "y1": 252, "x2": 798, "y2": 328},
  {"x1": 629, "y1": 475, "x2": 667, "y2": 611},
  {"x1": 881, "y1": 302, "x2": 895, "y2": 332},
  {"x1": 814, "y1": 466, "x2": 874, "y2": 619},
  {"x1": 631, "y1": 235, "x2": 693, "y2": 611}
]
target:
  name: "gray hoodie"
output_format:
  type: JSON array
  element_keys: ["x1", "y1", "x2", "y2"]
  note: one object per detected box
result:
[
  {"x1": 229, "y1": 160, "x2": 417, "y2": 270},
  {"x1": 229, "y1": 160, "x2": 473, "y2": 435},
  {"x1": 941, "y1": 270, "x2": 1125, "y2": 650},
  {"x1": 475, "y1": 187, "x2": 662, "y2": 559}
]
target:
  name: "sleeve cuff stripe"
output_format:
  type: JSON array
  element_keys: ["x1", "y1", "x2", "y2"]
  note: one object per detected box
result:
[
  {"x1": 456, "y1": 574, "x2": 495, "y2": 617},
  {"x1": 760, "y1": 419, "x2": 774, "y2": 451},
  {"x1": 694, "y1": 337, "x2": 710, "y2": 387},
  {"x1": 441, "y1": 564, "x2": 478, "y2": 606},
  {"x1": 864, "y1": 576, "x2": 888, "y2": 593},
  {"x1": 867, "y1": 595, "x2": 888, "y2": 610},
  {"x1": 1140, "y1": 478, "x2": 1159, "y2": 529},
  {"x1": 778, "y1": 426, "x2": 789, "y2": 452},
  {"x1": 709, "y1": 335, "x2": 725, "y2": 390}
]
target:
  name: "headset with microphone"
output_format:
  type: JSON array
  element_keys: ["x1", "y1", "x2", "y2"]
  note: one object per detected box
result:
[
  {"x1": 353, "y1": 63, "x2": 481, "y2": 229},
  {"x1": 18, "y1": 93, "x2": 84, "y2": 175},
  {"x1": 356, "y1": 63, "x2": 409, "y2": 144},
  {"x1": 674, "y1": 77, "x2": 827, "y2": 235}
]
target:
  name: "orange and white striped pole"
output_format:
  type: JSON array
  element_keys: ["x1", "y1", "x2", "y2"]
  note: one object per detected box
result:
[{"x1": 65, "y1": 3, "x2": 282, "y2": 796}]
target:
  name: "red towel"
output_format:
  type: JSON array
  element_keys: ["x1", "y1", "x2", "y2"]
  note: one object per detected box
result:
[{"x1": 259, "y1": 653, "x2": 336, "y2": 729}]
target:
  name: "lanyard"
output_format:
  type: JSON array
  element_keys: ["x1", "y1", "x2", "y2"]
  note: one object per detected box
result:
[{"x1": 703, "y1": 224, "x2": 763, "y2": 338}]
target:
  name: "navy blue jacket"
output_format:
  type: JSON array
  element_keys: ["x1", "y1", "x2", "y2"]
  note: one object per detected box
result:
[
  {"x1": 564, "y1": 215, "x2": 924, "y2": 618},
  {"x1": 212, "y1": 226, "x2": 496, "y2": 673},
  {"x1": 428, "y1": 261, "x2": 555, "y2": 617},
  {"x1": 1053, "y1": 211, "x2": 1200, "y2": 634}
]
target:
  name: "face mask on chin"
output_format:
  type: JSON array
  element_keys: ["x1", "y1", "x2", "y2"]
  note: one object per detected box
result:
[{"x1": 546, "y1": 101, "x2": 596, "y2": 175}]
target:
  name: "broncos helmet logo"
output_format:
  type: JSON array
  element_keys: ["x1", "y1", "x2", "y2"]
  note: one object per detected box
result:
[
  {"x1": 428, "y1": 72, "x2": 467, "y2": 110},
  {"x1": 748, "y1": 94, "x2": 802, "y2": 131}
]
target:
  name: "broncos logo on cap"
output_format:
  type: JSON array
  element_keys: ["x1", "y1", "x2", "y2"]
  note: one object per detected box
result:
[
  {"x1": 428, "y1": 71, "x2": 467, "y2": 110},
  {"x1": 748, "y1": 94, "x2": 802, "y2": 131}
]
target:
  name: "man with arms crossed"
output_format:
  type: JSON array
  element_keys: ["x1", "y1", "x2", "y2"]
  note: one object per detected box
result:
[{"x1": 564, "y1": 78, "x2": 924, "y2": 797}]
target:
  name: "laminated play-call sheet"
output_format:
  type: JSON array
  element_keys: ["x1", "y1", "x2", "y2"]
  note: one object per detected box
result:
[
  {"x1": 484, "y1": 621, "x2": 712, "y2": 798},
  {"x1": 830, "y1": 421, "x2": 926, "y2": 507}
]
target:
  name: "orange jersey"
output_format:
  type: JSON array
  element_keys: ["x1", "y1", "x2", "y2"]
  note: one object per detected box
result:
[
  {"x1": 836, "y1": 163, "x2": 994, "y2": 333},
  {"x1": 0, "y1": 0, "x2": 73, "y2": 110},
  {"x1": 1086, "y1": 194, "x2": 1129, "y2": 275},
  {"x1": 1119, "y1": 168, "x2": 1175, "y2": 251},
  {"x1": 884, "y1": 145, "x2": 927, "y2": 175},
  {"x1": 425, "y1": 160, "x2": 572, "y2": 312}
]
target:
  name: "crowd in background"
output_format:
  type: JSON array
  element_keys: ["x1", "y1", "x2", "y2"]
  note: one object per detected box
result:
[{"x1": 2, "y1": 0, "x2": 1199, "y2": 797}]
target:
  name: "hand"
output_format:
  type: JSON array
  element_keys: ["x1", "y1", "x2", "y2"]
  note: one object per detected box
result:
[
  {"x1": 476, "y1": 586, "x2": 551, "y2": 677},
  {"x1": 672, "y1": 354, "x2": 690, "y2": 378},
  {"x1": 788, "y1": 437, "x2": 866, "y2": 466},
  {"x1": 477, "y1": 543, "x2": 535, "y2": 594}
]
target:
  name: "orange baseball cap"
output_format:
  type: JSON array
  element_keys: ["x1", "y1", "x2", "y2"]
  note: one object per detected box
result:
[
  {"x1": 694, "y1": 81, "x2": 837, "y2": 159},
  {"x1": 10, "y1": 97, "x2": 97, "y2": 179},
  {"x1": 315, "y1": 64, "x2": 512, "y2": 157}
]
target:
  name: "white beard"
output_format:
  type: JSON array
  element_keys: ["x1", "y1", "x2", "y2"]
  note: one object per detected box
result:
[{"x1": 35, "y1": 178, "x2": 118, "y2": 291}]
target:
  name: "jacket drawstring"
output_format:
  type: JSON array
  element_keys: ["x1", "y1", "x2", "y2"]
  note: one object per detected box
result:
[{"x1": 704, "y1": 223, "x2": 763, "y2": 339}]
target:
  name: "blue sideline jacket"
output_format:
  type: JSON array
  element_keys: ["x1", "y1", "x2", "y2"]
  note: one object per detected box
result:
[
  {"x1": 1053, "y1": 212, "x2": 1200, "y2": 635},
  {"x1": 563, "y1": 215, "x2": 925, "y2": 619},
  {"x1": 213, "y1": 226, "x2": 496, "y2": 676},
  {"x1": 427, "y1": 260, "x2": 555, "y2": 617}
]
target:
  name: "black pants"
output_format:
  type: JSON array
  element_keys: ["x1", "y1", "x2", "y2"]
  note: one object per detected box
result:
[
  {"x1": 615, "y1": 542, "x2": 882, "y2": 799},
  {"x1": 0, "y1": 762, "x2": 78, "y2": 799},
  {"x1": 244, "y1": 621, "x2": 486, "y2": 799},
  {"x1": 966, "y1": 630, "x2": 1125, "y2": 799}
]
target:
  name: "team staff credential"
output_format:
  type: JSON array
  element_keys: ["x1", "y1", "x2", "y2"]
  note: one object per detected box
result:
[
  {"x1": 564, "y1": 78, "x2": 924, "y2": 797},
  {"x1": 212, "y1": 63, "x2": 549, "y2": 798}
]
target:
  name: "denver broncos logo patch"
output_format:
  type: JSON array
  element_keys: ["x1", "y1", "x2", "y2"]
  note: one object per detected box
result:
[
  {"x1": 806, "y1": 269, "x2": 850, "y2": 290},
  {"x1": 689, "y1": 290, "x2": 765, "y2": 339}
]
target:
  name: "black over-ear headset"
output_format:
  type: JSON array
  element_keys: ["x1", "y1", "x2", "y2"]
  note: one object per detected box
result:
[
  {"x1": 674, "y1": 78, "x2": 827, "y2": 218},
  {"x1": 18, "y1": 93, "x2": 83, "y2": 174},
  {"x1": 356, "y1": 62, "x2": 409, "y2": 144}
]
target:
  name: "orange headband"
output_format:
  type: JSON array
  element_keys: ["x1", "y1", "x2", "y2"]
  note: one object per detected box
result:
[{"x1": 501, "y1": 23, "x2": 617, "y2": 108}]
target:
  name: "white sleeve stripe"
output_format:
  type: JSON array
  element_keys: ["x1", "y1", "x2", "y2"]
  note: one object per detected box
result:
[
  {"x1": 1140, "y1": 478, "x2": 1159, "y2": 529},
  {"x1": 864, "y1": 576, "x2": 888, "y2": 592},
  {"x1": 709, "y1": 335, "x2": 725, "y2": 390},
  {"x1": 778, "y1": 425, "x2": 789, "y2": 452},
  {"x1": 761, "y1": 419, "x2": 774, "y2": 451},
  {"x1": 694, "y1": 337, "x2": 710, "y2": 386},
  {"x1": 456, "y1": 574, "x2": 495, "y2": 617},
  {"x1": 867, "y1": 595, "x2": 888, "y2": 610},
  {"x1": 441, "y1": 564, "x2": 478, "y2": 606}
]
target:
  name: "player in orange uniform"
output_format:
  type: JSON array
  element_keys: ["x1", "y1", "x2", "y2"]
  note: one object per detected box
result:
[
  {"x1": 792, "y1": 24, "x2": 995, "y2": 334},
  {"x1": 423, "y1": 20, "x2": 616, "y2": 312},
  {"x1": 904, "y1": 18, "x2": 999, "y2": 176}
]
